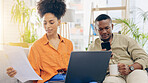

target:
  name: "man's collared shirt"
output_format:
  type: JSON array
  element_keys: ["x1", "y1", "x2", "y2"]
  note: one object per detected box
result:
[{"x1": 88, "y1": 33, "x2": 148, "y2": 70}]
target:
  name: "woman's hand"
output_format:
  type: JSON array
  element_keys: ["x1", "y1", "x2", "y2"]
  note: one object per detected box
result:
[{"x1": 6, "y1": 67, "x2": 17, "y2": 77}]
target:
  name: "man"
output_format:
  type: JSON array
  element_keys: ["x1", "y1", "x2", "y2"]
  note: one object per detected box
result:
[{"x1": 88, "y1": 14, "x2": 148, "y2": 83}]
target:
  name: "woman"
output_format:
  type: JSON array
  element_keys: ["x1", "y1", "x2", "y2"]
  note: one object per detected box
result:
[{"x1": 6, "y1": 0, "x2": 73, "y2": 83}]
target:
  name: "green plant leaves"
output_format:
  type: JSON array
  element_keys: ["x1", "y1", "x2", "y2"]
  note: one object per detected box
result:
[
  {"x1": 115, "y1": 18, "x2": 148, "y2": 47},
  {"x1": 11, "y1": 0, "x2": 41, "y2": 43}
]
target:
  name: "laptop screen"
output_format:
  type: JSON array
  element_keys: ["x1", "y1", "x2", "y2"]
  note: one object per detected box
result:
[{"x1": 65, "y1": 51, "x2": 111, "y2": 83}]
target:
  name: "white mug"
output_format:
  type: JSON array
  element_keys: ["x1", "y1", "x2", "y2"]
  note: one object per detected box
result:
[{"x1": 109, "y1": 64, "x2": 119, "y2": 76}]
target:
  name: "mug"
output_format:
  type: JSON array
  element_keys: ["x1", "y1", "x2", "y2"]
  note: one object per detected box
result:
[{"x1": 109, "y1": 64, "x2": 119, "y2": 76}]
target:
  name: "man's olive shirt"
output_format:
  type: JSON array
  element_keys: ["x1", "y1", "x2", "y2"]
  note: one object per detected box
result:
[{"x1": 88, "y1": 33, "x2": 148, "y2": 69}]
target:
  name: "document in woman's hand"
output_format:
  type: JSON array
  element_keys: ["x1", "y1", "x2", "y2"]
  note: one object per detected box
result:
[{"x1": 4, "y1": 45, "x2": 42, "y2": 82}]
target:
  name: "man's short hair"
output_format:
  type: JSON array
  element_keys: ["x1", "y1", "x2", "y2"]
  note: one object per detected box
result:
[{"x1": 95, "y1": 14, "x2": 112, "y2": 23}]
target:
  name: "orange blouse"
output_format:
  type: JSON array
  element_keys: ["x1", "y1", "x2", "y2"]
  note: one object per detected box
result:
[{"x1": 28, "y1": 34, "x2": 73, "y2": 83}]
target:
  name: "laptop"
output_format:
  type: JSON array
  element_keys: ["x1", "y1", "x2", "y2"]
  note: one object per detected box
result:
[{"x1": 65, "y1": 51, "x2": 111, "y2": 83}]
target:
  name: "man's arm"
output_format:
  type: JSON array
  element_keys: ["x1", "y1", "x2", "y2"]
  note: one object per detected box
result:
[
  {"x1": 130, "y1": 62, "x2": 143, "y2": 70},
  {"x1": 128, "y1": 37, "x2": 148, "y2": 70}
]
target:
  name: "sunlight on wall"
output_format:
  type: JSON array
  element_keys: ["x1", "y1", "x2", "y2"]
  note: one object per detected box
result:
[{"x1": 0, "y1": 0, "x2": 3, "y2": 50}]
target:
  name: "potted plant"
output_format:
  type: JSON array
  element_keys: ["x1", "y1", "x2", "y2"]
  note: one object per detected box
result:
[
  {"x1": 115, "y1": 18, "x2": 148, "y2": 47},
  {"x1": 11, "y1": 0, "x2": 41, "y2": 44}
]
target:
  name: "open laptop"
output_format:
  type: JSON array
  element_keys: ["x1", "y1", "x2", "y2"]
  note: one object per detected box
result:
[{"x1": 65, "y1": 51, "x2": 111, "y2": 83}]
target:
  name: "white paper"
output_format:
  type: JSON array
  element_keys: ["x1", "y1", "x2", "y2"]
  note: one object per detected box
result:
[{"x1": 4, "y1": 45, "x2": 42, "y2": 82}]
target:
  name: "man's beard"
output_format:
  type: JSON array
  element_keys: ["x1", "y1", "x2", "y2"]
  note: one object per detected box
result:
[{"x1": 101, "y1": 34, "x2": 113, "y2": 42}]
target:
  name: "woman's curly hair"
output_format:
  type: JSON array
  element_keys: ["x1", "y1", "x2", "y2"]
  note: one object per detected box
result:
[{"x1": 37, "y1": 0, "x2": 66, "y2": 19}]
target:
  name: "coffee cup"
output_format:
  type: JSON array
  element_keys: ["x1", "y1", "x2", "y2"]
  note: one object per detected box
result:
[{"x1": 109, "y1": 64, "x2": 119, "y2": 76}]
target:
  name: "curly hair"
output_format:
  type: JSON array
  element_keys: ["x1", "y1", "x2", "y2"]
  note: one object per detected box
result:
[{"x1": 37, "y1": 0, "x2": 66, "y2": 19}]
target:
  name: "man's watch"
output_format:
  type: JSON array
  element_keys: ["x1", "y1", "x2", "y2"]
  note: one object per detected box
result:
[{"x1": 129, "y1": 66, "x2": 135, "y2": 71}]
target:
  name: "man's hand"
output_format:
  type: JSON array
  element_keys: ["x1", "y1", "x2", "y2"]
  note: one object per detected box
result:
[
  {"x1": 101, "y1": 49, "x2": 113, "y2": 58},
  {"x1": 6, "y1": 67, "x2": 17, "y2": 77},
  {"x1": 101, "y1": 49, "x2": 107, "y2": 51},
  {"x1": 118, "y1": 63, "x2": 130, "y2": 76}
]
